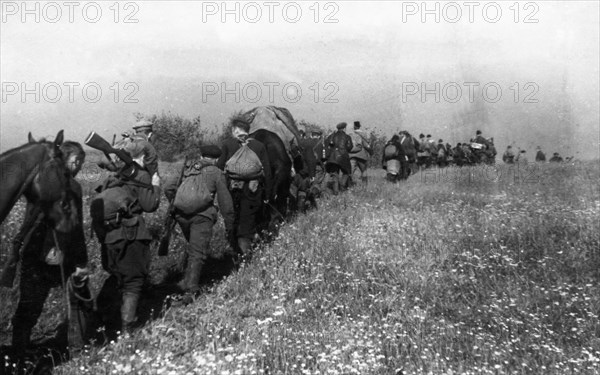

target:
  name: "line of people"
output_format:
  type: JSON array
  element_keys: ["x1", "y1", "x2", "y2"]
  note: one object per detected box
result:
[
  {"x1": 502, "y1": 145, "x2": 566, "y2": 164},
  {"x1": 3, "y1": 116, "x2": 378, "y2": 357},
  {"x1": 381, "y1": 129, "x2": 499, "y2": 183}
]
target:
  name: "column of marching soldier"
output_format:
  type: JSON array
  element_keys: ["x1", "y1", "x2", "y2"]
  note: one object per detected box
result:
[
  {"x1": 1, "y1": 117, "x2": 370, "y2": 357},
  {"x1": 1, "y1": 117, "x2": 568, "y2": 359}
]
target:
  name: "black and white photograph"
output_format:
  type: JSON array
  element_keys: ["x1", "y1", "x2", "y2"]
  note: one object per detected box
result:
[{"x1": 1, "y1": 1, "x2": 599, "y2": 374}]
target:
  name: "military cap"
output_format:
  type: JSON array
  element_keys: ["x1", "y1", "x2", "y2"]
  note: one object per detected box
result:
[
  {"x1": 520, "y1": 150, "x2": 526, "y2": 153},
  {"x1": 438, "y1": 139, "x2": 443, "y2": 143},
  {"x1": 426, "y1": 134, "x2": 431, "y2": 138},
  {"x1": 200, "y1": 144, "x2": 222, "y2": 158},
  {"x1": 336, "y1": 122, "x2": 347, "y2": 130},
  {"x1": 133, "y1": 119, "x2": 154, "y2": 132},
  {"x1": 553, "y1": 152, "x2": 559, "y2": 156},
  {"x1": 419, "y1": 133, "x2": 425, "y2": 138},
  {"x1": 353, "y1": 121, "x2": 361, "y2": 129},
  {"x1": 476, "y1": 130, "x2": 482, "y2": 135}
]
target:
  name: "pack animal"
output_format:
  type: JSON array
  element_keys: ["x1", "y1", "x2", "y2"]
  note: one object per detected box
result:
[{"x1": 0, "y1": 130, "x2": 77, "y2": 232}]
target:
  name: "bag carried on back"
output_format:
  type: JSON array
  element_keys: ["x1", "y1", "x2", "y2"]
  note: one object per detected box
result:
[
  {"x1": 173, "y1": 163, "x2": 214, "y2": 215},
  {"x1": 90, "y1": 185, "x2": 136, "y2": 223},
  {"x1": 384, "y1": 143, "x2": 400, "y2": 159},
  {"x1": 225, "y1": 140, "x2": 263, "y2": 180}
]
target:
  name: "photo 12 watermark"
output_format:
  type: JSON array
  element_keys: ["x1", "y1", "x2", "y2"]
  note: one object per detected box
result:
[
  {"x1": 200, "y1": 1, "x2": 340, "y2": 23},
  {"x1": 201, "y1": 81, "x2": 339, "y2": 104},
  {"x1": 401, "y1": 1, "x2": 540, "y2": 24},
  {"x1": 1, "y1": 82, "x2": 140, "y2": 104},
  {"x1": 401, "y1": 81, "x2": 540, "y2": 104},
  {"x1": 1, "y1": 1, "x2": 140, "y2": 23}
]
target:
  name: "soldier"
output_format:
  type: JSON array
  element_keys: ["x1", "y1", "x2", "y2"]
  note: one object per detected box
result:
[
  {"x1": 348, "y1": 121, "x2": 373, "y2": 184},
  {"x1": 535, "y1": 146, "x2": 546, "y2": 162},
  {"x1": 217, "y1": 119, "x2": 272, "y2": 258},
  {"x1": 6, "y1": 141, "x2": 89, "y2": 352},
  {"x1": 417, "y1": 134, "x2": 428, "y2": 168},
  {"x1": 516, "y1": 149, "x2": 528, "y2": 164},
  {"x1": 309, "y1": 130, "x2": 327, "y2": 198},
  {"x1": 130, "y1": 119, "x2": 160, "y2": 178},
  {"x1": 164, "y1": 145, "x2": 234, "y2": 293},
  {"x1": 324, "y1": 122, "x2": 353, "y2": 193},
  {"x1": 474, "y1": 130, "x2": 489, "y2": 147},
  {"x1": 437, "y1": 139, "x2": 447, "y2": 167},
  {"x1": 472, "y1": 130, "x2": 490, "y2": 163},
  {"x1": 549, "y1": 152, "x2": 564, "y2": 163},
  {"x1": 92, "y1": 141, "x2": 161, "y2": 336},
  {"x1": 99, "y1": 119, "x2": 160, "y2": 179},
  {"x1": 502, "y1": 145, "x2": 516, "y2": 164}
]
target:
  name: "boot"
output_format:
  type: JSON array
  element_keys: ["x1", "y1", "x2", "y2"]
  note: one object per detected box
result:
[
  {"x1": 120, "y1": 293, "x2": 139, "y2": 335},
  {"x1": 178, "y1": 260, "x2": 203, "y2": 293}
]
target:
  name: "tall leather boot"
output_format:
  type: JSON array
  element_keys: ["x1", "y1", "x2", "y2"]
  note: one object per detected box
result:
[
  {"x1": 179, "y1": 259, "x2": 203, "y2": 293},
  {"x1": 120, "y1": 293, "x2": 139, "y2": 335}
]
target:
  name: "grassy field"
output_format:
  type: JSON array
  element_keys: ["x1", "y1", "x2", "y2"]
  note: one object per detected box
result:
[{"x1": 1, "y1": 161, "x2": 600, "y2": 374}]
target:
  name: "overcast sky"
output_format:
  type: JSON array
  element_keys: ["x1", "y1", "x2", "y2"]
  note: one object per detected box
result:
[{"x1": 1, "y1": 1, "x2": 598, "y2": 158}]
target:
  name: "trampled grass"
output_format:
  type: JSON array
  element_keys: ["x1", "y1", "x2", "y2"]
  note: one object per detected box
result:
[{"x1": 2, "y1": 161, "x2": 600, "y2": 374}]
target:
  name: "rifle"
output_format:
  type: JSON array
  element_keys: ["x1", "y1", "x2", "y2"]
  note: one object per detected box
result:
[
  {"x1": 157, "y1": 156, "x2": 189, "y2": 256},
  {"x1": 85, "y1": 131, "x2": 140, "y2": 178}
]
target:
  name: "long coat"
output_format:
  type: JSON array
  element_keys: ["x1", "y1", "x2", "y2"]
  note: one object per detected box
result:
[{"x1": 325, "y1": 130, "x2": 353, "y2": 174}]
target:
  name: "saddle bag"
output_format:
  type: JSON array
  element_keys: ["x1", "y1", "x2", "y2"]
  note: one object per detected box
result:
[{"x1": 225, "y1": 142, "x2": 264, "y2": 180}]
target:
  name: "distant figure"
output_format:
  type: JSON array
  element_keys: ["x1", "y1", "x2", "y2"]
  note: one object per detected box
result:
[
  {"x1": 502, "y1": 145, "x2": 516, "y2": 164},
  {"x1": 324, "y1": 122, "x2": 353, "y2": 193},
  {"x1": 516, "y1": 149, "x2": 528, "y2": 164},
  {"x1": 349, "y1": 121, "x2": 373, "y2": 184},
  {"x1": 549, "y1": 152, "x2": 564, "y2": 163},
  {"x1": 535, "y1": 146, "x2": 546, "y2": 162},
  {"x1": 437, "y1": 139, "x2": 447, "y2": 167}
]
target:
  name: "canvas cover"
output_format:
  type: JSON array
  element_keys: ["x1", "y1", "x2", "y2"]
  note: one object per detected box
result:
[{"x1": 246, "y1": 106, "x2": 300, "y2": 161}]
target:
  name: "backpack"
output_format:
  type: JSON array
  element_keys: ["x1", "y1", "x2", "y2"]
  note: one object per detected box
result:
[
  {"x1": 173, "y1": 164, "x2": 214, "y2": 215},
  {"x1": 90, "y1": 185, "x2": 136, "y2": 222},
  {"x1": 225, "y1": 141, "x2": 263, "y2": 179},
  {"x1": 384, "y1": 143, "x2": 399, "y2": 159},
  {"x1": 350, "y1": 133, "x2": 364, "y2": 153},
  {"x1": 438, "y1": 145, "x2": 446, "y2": 158}
]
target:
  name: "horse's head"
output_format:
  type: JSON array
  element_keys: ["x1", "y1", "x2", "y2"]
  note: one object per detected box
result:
[{"x1": 26, "y1": 130, "x2": 79, "y2": 232}]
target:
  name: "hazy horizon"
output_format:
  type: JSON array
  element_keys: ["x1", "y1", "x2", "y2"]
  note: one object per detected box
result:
[{"x1": 1, "y1": 1, "x2": 598, "y2": 159}]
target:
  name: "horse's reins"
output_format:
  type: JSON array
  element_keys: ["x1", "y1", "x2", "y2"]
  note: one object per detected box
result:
[{"x1": 52, "y1": 228, "x2": 93, "y2": 344}]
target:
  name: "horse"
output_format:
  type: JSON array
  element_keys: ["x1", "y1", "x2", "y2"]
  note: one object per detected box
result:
[
  {"x1": 235, "y1": 106, "x2": 305, "y2": 219},
  {"x1": 0, "y1": 130, "x2": 77, "y2": 233}
]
